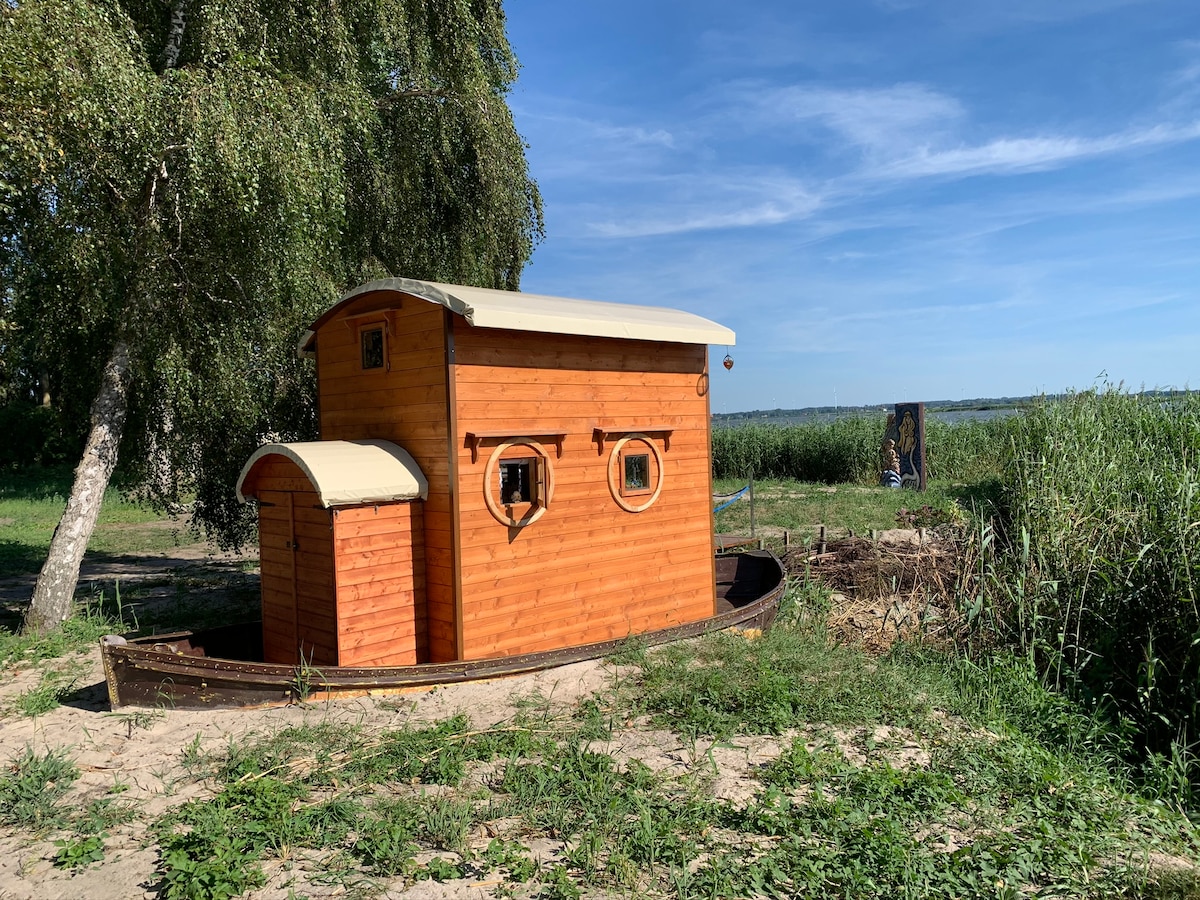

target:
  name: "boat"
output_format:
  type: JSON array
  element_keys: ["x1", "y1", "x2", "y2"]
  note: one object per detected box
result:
[{"x1": 100, "y1": 549, "x2": 786, "y2": 709}]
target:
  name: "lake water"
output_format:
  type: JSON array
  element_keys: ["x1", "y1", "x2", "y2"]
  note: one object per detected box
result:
[{"x1": 715, "y1": 407, "x2": 1024, "y2": 427}]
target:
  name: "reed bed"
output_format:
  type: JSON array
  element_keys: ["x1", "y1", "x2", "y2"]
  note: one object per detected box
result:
[
  {"x1": 712, "y1": 414, "x2": 1013, "y2": 483},
  {"x1": 996, "y1": 389, "x2": 1200, "y2": 805}
]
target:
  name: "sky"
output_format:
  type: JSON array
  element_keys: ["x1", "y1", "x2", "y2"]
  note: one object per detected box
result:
[{"x1": 502, "y1": 0, "x2": 1200, "y2": 414}]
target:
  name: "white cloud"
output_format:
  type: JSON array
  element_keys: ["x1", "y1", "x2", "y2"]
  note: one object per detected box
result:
[
  {"x1": 875, "y1": 122, "x2": 1200, "y2": 179},
  {"x1": 584, "y1": 174, "x2": 822, "y2": 237},
  {"x1": 728, "y1": 82, "x2": 963, "y2": 152}
]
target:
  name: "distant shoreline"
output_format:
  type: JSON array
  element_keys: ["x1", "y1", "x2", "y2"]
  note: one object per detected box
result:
[{"x1": 712, "y1": 389, "x2": 1195, "y2": 428}]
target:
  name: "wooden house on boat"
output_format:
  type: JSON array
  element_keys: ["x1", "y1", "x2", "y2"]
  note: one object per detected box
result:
[{"x1": 235, "y1": 277, "x2": 735, "y2": 669}]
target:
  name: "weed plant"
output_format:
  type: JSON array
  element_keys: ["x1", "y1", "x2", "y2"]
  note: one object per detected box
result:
[
  {"x1": 0, "y1": 589, "x2": 133, "y2": 669},
  {"x1": 0, "y1": 746, "x2": 79, "y2": 831}
]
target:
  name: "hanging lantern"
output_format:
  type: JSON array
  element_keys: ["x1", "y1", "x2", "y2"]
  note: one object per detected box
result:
[{"x1": 723, "y1": 354, "x2": 734, "y2": 370}]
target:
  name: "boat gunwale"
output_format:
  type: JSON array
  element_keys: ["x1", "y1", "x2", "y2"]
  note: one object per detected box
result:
[{"x1": 101, "y1": 550, "x2": 786, "y2": 707}]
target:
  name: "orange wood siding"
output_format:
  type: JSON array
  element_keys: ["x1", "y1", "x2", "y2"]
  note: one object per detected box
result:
[
  {"x1": 333, "y1": 502, "x2": 426, "y2": 666},
  {"x1": 450, "y1": 324, "x2": 716, "y2": 661},
  {"x1": 249, "y1": 457, "x2": 338, "y2": 666},
  {"x1": 315, "y1": 293, "x2": 456, "y2": 661}
]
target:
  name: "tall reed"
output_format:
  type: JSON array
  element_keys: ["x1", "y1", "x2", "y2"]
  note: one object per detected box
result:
[
  {"x1": 712, "y1": 415, "x2": 1013, "y2": 483},
  {"x1": 998, "y1": 389, "x2": 1200, "y2": 806}
]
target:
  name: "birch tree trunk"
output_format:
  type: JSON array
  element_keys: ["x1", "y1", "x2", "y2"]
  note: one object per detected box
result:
[{"x1": 22, "y1": 339, "x2": 133, "y2": 634}]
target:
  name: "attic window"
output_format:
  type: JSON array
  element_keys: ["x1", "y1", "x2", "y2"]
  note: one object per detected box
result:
[{"x1": 360, "y1": 325, "x2": 385, "y2": 370}]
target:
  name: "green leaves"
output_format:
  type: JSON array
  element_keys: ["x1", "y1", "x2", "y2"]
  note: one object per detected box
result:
[{"x1": 2, "y1": 0, "x2": 541, "y2": 549}]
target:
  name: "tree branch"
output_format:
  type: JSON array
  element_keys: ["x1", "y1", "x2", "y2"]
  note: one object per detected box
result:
[{"x1": 157, "y1": 0, "x2": 189, "y2": 73}]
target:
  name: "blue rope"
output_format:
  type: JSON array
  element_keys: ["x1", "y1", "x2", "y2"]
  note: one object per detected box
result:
[{"x1": 712, "y1": 485, "x2": 750, "y2": 514}]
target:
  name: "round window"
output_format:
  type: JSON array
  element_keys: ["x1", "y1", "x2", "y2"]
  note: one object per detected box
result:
[
  {"x1": 484, "y1": 438, "x2": 554, "y2": 526},
  {"x1": 607, "y1": 434, "x2": 664, "y2": 513}
]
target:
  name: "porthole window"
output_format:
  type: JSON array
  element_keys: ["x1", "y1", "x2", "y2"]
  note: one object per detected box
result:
[
  {"x1": 484, "y1": 439, "x2": 554, "y2": 526},
  {"x1": 608, "y1": 434, "x2": 664, "y2": 512},
  {"x1": 360, "y1": 324, "x2": 385, "y2": 370}
]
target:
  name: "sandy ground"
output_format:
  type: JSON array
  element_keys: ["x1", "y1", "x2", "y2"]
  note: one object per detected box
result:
[
  {"x1": 0, "y1": 636, "x2": 622, "y2": 899},
  {"x1": 0, "y1": 531, "x2": 952, "y2": 899},
  {"x1": 0, "y1": 636, "x2": 942, "y2": 900}
]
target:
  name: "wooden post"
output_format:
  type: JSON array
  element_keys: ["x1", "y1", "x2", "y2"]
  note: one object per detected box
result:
[
  {"x1": 783, "y1": 530, "x2": 790, "y2": 551},
  {"x1": 748, "y1": 466, "x2": 756, "y2": 538},
  {"x1": 818, "y1": 523, "x2": 826, "y2": 555}
]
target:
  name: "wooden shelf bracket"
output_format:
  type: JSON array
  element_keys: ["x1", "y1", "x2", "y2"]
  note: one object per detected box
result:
[
  {"x1": 466, "y1": 430, "x2": 566, "y2": 463},
  {"x1": 591, "y1": 426, "x2": 673, "y2": 454}
]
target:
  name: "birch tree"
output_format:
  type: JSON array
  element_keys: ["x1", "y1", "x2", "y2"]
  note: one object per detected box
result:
[{"x1": 0, "y1": 0, "x2": 542, "y2": 633}]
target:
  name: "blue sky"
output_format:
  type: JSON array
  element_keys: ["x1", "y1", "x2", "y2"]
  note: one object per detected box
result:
[{"x1": 502, "y1": 0, "x2": 1200, "y2": 413}]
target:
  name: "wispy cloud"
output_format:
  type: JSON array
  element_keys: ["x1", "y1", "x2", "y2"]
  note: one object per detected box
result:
[
  {"x1": 727, "y1": 82, "x2": 963, "y2": 152},
  {"x1": 722, "y1": 79, "x2": 1200, "y2": 181},
  {"x1": 585, "y1": 174, "x2": 822, "y2": 238},
  {"x1": 875, "y1": 121, "x2": 1200, "y2": 178}
]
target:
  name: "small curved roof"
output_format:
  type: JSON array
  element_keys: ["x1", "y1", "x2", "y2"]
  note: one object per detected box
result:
[
  {"x1": 236, "y1": 439, "x2": 428, "y2": 508},
  {"x1": 298, "y1": 277, "x2": 735, "y2": 355}
]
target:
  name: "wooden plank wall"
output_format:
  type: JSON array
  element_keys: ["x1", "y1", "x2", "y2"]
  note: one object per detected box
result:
[
  {"x1": 316, "y1": 294, "x2": 455, "y2": 661},
  {"x1": 249, "y1": 458, "x2": 338, "y2": 666},
  {"x1": 451, "y1": 324, "x2": 716, "y2": 660},
  {"x1": 333, "y1": 502, "x2": 426, "y2": 666}
]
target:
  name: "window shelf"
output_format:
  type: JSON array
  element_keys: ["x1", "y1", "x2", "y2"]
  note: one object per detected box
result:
[
  {"x1": 466, "y1": 431, "x2": 566, "y2": 463},
  {"x1": 591, "y1": 426, "x2": 673, "y2": 453}
]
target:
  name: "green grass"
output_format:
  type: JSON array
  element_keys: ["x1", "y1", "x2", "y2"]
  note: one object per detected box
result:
[
  {"x1": 7, "y1": 661, "x2": 85, "y2": 716},
  {"x1": 0, "y1": 591, "x2": 134, "y2": 670},
  {"x1": 0, "y1": 746, "x2": 80, "y2": 832},
  {"x1": 713, "y1": 476, "x2": 970, "y2": 546},
  {"x1": 135, "y1": 598, "x2": 1200, "y2": 898},
  {"x1": 0, "y1": 588, "x2": 1193, "y2": 898},
  {"x1": 0, "y1": 466, "x2": 189, "y2": 579},
  {"x1": 0, "y1": 399, "x2": 1198, "y2": 894}
]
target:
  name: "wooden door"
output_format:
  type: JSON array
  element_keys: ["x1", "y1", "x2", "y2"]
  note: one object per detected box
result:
[{"x1": 259, "y1": 490, "x2": 299, "y2": 664}]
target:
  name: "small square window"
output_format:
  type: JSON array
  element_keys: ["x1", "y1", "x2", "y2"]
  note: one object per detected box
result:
[
  {"x1": 621, "y1": 451, "x2": 651, "y2": 496},
  {"x1": 360, "y1": 326, "x2": 385, "y2": 370},
  {"x1": 499, "y1": 458, "x2": 537, "y2": 505}
]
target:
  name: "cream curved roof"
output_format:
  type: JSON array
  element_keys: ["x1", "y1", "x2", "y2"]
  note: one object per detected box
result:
[
  {"x1": 299, "y1": 277, "x2": 735, "y2": 354},
  {"x1": 236, "y1": 439, "x2": 428, "y2": 508}
]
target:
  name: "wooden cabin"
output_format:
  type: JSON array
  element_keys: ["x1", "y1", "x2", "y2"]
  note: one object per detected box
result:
[{"x1": 236, "y1": 277, "x2": 735, "y2": 667}]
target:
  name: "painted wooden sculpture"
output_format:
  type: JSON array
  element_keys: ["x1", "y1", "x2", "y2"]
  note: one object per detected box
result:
[{"x1": 235, "y1": 277, "x2": 737, "y2": 668}]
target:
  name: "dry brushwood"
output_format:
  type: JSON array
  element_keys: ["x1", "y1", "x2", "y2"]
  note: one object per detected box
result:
[{"x1": 785, "y1": 529, "x2": 977, "y2": 654}]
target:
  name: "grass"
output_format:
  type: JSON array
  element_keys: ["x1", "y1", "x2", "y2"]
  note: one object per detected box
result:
[
  {"x1": 1, "y1": 397, "x2": 1199, "y2": 894},
  {"x1": 713, "y1": 476, "x2": 970, "y2": 547},
  {"x1": 0, "y1": 585, "x2": 1196, "y2": 897},
  {"x1": 0, "y1": 463, "x2": 256, "y2": 647},
  {"x1": 131, "y1": 598, "x2": 1200, "y2": 898},
  {"x1": 0, "y1": 466, "x2": 189, "y2": 579}
]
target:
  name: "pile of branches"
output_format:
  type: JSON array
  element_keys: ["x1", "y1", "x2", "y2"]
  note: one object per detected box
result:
[{"x1": 784, "y1": 529, "x2": 976, "y2": 653}]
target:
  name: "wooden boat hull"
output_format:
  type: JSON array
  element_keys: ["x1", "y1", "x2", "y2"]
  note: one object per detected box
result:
[{"x1": 100, "y1": 550, "x2": 786, "y2": 709}]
